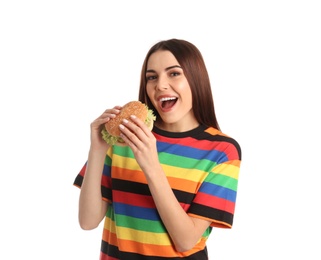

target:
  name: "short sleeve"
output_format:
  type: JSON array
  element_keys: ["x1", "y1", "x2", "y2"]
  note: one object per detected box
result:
[
  {"x1": 73, "y1": 156, "x2": 113, "y2": 202},
  {"x1": 188, "y1": 141, "x2": 241, "y2": 228}
]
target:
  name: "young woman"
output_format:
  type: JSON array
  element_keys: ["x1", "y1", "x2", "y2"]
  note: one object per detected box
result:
[{"x1": 74, "y1": 38, "x2": 242, "y2": 259}]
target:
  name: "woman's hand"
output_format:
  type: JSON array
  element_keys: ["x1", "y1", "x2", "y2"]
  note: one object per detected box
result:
[
  {"x1": 119, "y1": 115, "x2": 159, "y2": 172},
  {"x1": 78, "y1": 105, "x2": 122, "y2": 229},
  {"x1": 90, "y1": 106, "x2": 121, "y2": 151}
]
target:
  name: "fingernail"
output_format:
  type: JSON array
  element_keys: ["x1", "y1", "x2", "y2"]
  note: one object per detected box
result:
[
  {"x1": 119, "y1": 124, "x2": 125, "y2": 129},
  {"x1": 123, "y1": 119, "x2": 128, "y2": 124},
  {"x1": 130, "y1": 115, "x2": 136, "y2": 119}
]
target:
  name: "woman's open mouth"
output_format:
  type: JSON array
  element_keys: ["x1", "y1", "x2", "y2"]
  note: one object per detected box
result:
[{"x1": 160, "y1": 97, "x2": 178, "y2": 110}]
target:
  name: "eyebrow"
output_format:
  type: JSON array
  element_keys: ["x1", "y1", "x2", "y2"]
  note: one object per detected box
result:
[{"x1": 146, "y1": 65, "x2": 182, "y2": 73}]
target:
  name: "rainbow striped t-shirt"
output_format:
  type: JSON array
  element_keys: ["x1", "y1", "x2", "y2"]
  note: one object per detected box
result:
[{"x1": 73, "y1": 125, "x2": 242, "y2": 259}]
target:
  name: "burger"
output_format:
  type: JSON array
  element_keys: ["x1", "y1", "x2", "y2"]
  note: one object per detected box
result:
[{"x1": 101, "y1": 101, "x2": 156, "y2": 146}]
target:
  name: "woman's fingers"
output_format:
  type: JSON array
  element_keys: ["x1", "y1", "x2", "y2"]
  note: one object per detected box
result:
[
  {"x1": 89, "y1": 106, "x2": 122, "y2": 149},
  {"x1": 119, "y1": 115, "x2": 153, "y2": 147},
  {"x1": 92, "y1": 106, "x2": 122, "y2": 128}
]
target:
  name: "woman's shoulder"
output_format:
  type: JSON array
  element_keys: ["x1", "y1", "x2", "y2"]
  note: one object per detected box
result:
[{"x1": 202, "y1": 126, "x2": 242, "y2": 160}]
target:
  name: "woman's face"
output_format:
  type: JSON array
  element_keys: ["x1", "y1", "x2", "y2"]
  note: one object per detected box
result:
[{"x1": 146, "y1": 50, "x2": 199, "y2": 132}]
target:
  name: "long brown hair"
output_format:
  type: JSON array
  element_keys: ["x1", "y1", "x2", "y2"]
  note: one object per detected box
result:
[{"x1": 138, "y1": 38, "x2": 220, "y2": 130}]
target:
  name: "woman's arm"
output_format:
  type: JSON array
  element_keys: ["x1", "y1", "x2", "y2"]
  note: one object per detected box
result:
[
  {"x1": 78, "y1": 148, "x2": 108, "y2": 230},
  {"x1": 119, "y1": 116, "x2": 211, "y2": 252},
  {"x1": 78, "y1": 107, "x2": 120, "y2": 230}
]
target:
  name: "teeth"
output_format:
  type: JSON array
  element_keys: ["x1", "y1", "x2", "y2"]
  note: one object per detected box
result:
[{"x1": 160, "y1": 97, "x2": 177, "y2": 102}]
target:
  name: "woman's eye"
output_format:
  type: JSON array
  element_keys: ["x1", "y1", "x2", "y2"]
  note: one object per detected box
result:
[
  {"x1": 146, "y1": 75, "x2": 157, "y2": 81},
  {"x1": 170, "y1": 72, "x2": 180, "y2": 77}
]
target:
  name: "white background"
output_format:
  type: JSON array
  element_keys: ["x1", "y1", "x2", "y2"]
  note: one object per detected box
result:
[{"x1": 1, "y1": 1, "x2": 320, "y2": 259}]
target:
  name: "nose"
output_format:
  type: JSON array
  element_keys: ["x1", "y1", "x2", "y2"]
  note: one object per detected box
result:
[{"x1": 156, "y1": 75, "x2": 168, "y2": 90}]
